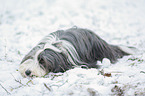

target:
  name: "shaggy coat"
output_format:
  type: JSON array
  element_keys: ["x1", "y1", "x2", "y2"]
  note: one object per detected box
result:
[{"x1": 19, "y1": 28, "x2": 132, "y2": 77}]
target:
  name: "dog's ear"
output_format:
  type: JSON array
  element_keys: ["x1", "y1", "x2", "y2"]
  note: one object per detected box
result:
[
  {"x1": 44, "y1": 41, "x2": 62, "y2": 53},
  {"x1": 52, "y1": 41, "x2": 63, "y2": 48}
]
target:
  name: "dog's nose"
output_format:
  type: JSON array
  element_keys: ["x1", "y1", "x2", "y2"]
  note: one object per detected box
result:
[{"x1": 25, "y1": 70, "x2": 31, "y2": 76}]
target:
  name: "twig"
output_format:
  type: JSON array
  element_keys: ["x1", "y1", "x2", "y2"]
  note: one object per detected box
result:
[
  {"x1": 10, "y1": 74, "x2": 33, "y2": 91},
  {"x1": 0, "y1": 83, "x2": 11, "y2": 95},
  {"x1": 140, "y1": 71, "x2": 145, "y2": 74},
  {"x1": 44, "y1": 83, "x2": 51, "y2": 91},
  {"x1": 11, "y1": 74, "x2": 24, "y2": 86}
]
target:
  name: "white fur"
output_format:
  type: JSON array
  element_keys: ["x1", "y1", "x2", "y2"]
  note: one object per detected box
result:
[
  {"x1": 19, "y1": 59, "x2": 46, "y2": 77},
  {"x1": 60, "y1": 40, "x2": 87, "y2": 65}
]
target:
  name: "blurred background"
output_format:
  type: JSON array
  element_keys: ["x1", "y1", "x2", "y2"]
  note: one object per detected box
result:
[
  {"x1": 1, "y1": 0, "x2": 145, "y2": 60},
  {"x1": 1, "y1": 0, "x2": 145, "y2": 53}
]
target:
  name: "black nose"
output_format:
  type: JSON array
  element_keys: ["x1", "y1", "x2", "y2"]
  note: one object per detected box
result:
[{"x1": 25, "y1": 70, "x2": 31, "y2": 76}]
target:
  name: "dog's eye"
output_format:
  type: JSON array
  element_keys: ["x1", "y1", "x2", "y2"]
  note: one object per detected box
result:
[
  {"x1": 38, "y1": 58, "x2": 46, "y2": 69},
  {"x1": 39, "y1": 59, "x2": 44, "y2": 64}
]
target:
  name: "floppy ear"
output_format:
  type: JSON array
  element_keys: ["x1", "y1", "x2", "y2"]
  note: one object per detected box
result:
[
  {"x1": 44, "y1": 41, "x2": 62, "y2": 53},
  {"x1": 52, "y1": 41, "x2": 63, "y2": 48}
]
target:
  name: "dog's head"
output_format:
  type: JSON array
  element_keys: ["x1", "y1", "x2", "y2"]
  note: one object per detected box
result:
[
  {"x1": 19, "y1": 48, "x2": 73, "y2": 77},
  {"x1": 19, "y1": 47, "x2": 47, "y2": 77}
]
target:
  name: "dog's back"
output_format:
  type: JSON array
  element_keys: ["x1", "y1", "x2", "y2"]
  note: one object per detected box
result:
[{"x1": 59, "y1": 28, "x2": 131, "y2": 64}]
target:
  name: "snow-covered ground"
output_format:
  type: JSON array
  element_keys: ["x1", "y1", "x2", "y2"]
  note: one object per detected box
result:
[{"x1": 0, "y1": 0, "x2": 145, "y2": 95}]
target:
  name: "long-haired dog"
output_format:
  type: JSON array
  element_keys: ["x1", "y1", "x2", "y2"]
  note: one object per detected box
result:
[{"x1": 19, "y1": 28, "x2": 134, "y2": 77}]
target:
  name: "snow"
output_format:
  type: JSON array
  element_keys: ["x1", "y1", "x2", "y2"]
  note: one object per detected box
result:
[{"x1": 0, "y1": 0, "x2": 145, "y2": 95}]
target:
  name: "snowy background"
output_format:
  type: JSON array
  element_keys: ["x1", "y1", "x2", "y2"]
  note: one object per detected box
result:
[{"x1": 0, "y1": 0, "x2": 145, "y2": 96}]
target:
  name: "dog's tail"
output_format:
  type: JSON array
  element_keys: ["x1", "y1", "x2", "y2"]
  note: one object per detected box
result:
[
  {"x1": 118, "y1": 45, "x2": 136, "y2": 55},
  {"x1": 110, "y1": 45, "x2": 136, "y2": 63}
]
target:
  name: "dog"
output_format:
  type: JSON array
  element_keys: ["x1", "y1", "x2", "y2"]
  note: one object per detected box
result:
[{"x1": 19, "y1": 28, "x2": 134, "y2": 77}]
